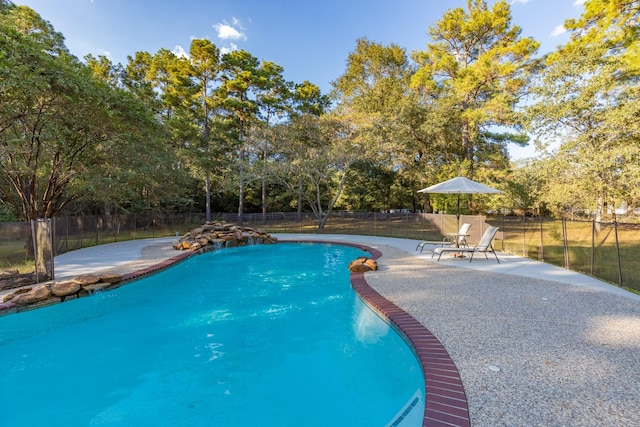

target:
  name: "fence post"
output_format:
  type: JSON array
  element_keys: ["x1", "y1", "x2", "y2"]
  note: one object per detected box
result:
[
  {"x1": 562, "y1": 218, "x2": 570, "y2": 269},
  {"x1": 95, "y1": 216, "x2": 99, "y2": 247},
  {"x1": 591, "y1": 220, "x2": 595, "y2": 276},
  {"x1": 501, "y1": 213, "x2": 505, "y2": 251},
  {"x1": 65, "y1": 215, "x2": 69, "y2": 255},
  {"x1": 405, "y1": 211, "x2": 409, "y2": 239},
  {"x1": 522, "y1": 215, "x2": 526, "y2": 257},
  {"x1": 539, "y1": 215, "x2": 544, "y2": 262},
  {"x1": 614, "y1": 221, "x2": 623, "y2": 285},
  {"x1": 422, "y1": 212, "x2": 426, "y2": 241}
]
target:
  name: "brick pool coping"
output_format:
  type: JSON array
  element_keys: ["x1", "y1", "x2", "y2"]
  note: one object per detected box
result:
[
  {"x1": 1, "y1": 239, "x2": 471, "y2": 426},
  {"x1": 120, "y1": 251, "x2": 195, "y2": 281},
  {"x1": 280, "y1": 240, "x2": 471, "y2": 427}
]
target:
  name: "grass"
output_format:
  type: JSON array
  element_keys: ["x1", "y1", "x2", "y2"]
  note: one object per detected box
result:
[
  {"x1": 0, "y1": 238, "x2": 35, "y2": 273},
  {"x1": 0, "y1": 258, "x2": 35, "y2": 274},
  {"x1": 496, "y1": 217, "x2": 640, "y2": 291},
  {"x1": 244, "y1": 213, "x2": 444, "y2": 241}
]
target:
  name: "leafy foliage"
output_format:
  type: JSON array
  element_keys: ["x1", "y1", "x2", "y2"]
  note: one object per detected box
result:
[
  {"x1": 411, "y1": 0, "x2": 539, "y2": 168},
  {"x1": 527, "y1": 0, "x2": 640, "y2": 219},
  {"x1": 2, "y1": 0, "x2": 639, "y2": 226}
]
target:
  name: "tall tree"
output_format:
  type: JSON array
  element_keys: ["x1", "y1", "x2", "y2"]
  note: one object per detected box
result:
[
  {"x1": 85, "y1": 54, "x2": 185, "y2": 215},
  {"x1": 305, "y1": 114, "x2": 368, "y2": 230},
  {"x1": 217, "y1": 50, "x2": 263, "y2": 226},
  {"x1": 0, "y1": 4, "x2": 185, "y2": 220},
  {"x1": 527, "y1": 0, "x2": 640, "y2": 220},
  {"x1": 148, "y1": 48, "x2": 195, "y2": 124},
  {"x1": 278, "y1": 81, "x2": 330, "y2": 221},
  {"x1": 85, "y1": 54, "x2": 122, "y2": 87},
  {"x1": 122, "y1": 51, "x2": 162, "y2": 113},
  {"x1": 331, "y1": 38, "x2": 419, "y2": 210},
  {"x1": 189, "y1": 38, "x2": 221, "y2": 221},
  {"x1": 254, "y1": 60, "x2": 289, "y2": 223},
  {"x1": 0, "y1": 4, "x2": 109, "y2": 219},
  {"x1": 411, "y1": 0, "x2": 539, "y2": 170}
]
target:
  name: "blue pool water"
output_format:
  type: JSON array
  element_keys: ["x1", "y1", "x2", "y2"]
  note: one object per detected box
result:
[{"x1": 1, "y1": 243, "x2": 424, "y2": 426}]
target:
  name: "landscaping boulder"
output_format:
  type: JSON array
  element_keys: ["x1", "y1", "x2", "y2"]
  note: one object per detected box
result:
[
  {"x1": 73, "y1": 275, "x2": 100, "y2": 286},
  {"x1": 348, "y1": 257, "x2": 378, "y2": 273},
  {"x1": 51, "y1": 281, "x2": 81, "y2": 297},
  {"x1": 364, "y1": 258, "x2": 378, "y2": 271},
  {"x1": 11, "y1": 284, "x2": 52, "y2": 305},
  {"x1": 174, "y1": 221, "x2": 277, "y2": 252}
]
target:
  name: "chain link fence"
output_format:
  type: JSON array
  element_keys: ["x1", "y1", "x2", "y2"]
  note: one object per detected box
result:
[
  {"x1": 0, "y1": 213, "x2": 205, "y2": 278},
  {"x1": 1, "y1": 212, "x2": 639, "y2": 292},
  {"x1": 49, "y1": 213, "x2": 207, "y2": 255},
  {"x1": 492, "y1": 216, "x2": 640, "y2": 291},
  {"x1": 0, "y1": 219, "x2": 54, "y2": 283},
  {"x1": 0, "y1": 221, "x2": 34, "y2": 272}
]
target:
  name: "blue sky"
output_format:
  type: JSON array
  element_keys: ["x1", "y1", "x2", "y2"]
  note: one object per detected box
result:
[{"x1": 15, "y1": 0, "x2": 586, "y2": 159}]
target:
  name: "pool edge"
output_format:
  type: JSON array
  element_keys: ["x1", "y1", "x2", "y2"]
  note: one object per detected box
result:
[
  {"x1": 2, "y1": 239, "x2": 472, "y2": 427},
  {"x1": 280, "y1": 239, "x2": 471, "y2": 427}
]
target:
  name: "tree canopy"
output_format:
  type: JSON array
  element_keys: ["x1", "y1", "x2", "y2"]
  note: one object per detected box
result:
[
  {"x1": 526, "y1": 0, "x2": 640, "y2": 219},
  {"x1": 411, "y1": 0, "x2": 539, "y2": 166},
  {"x1": 0, "y1": 3, "x2": 177, "y2": 219},
  {"x1": 1, "y1": 0, "x2": 639, "y2": 224}
]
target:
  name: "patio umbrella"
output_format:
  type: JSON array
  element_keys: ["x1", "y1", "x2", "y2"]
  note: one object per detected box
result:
[{"x1": 417, "y1": 176, "x2": 502, "y2": 227}]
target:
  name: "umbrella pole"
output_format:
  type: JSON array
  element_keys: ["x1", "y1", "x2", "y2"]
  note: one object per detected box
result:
[
  {"x1": 455, "y1": 193, "x2": 463, "y2": 258},
  {"x1": 456, "y1": 193, "x2": 460, "y2": 231}
]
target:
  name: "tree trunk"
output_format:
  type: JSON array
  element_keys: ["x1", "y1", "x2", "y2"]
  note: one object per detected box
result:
[
  {"x1": 318, "y1": 213, "x2": 329, "y2": 231},
  {"x1": 595, "y1": 196, "x2": 603, "y2": 232},
  {"x1": 238, "y1": 147, "x2": 245, "y2": 227},
  {"x1": 297, "y1": 178, "x2": 303, "y2": 222},
  {"x1": 205, "y1": 174, "x2": 211, "y2": 222},
  {"x1": 424, "y1": 198, "x2": 433, "y2": 213},
  {"x1": 610, "y1": 197, "x2": 617, "y2": 222},
  {"x1": 262, "y1": 178, "x2": 267, "y2": 224},
  {"x1": 462, "y1": 119, "x2": 472, "y2": 161}
]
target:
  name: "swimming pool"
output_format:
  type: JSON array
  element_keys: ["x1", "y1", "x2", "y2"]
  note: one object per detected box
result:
[{"x1": 1, "y1": 243, "x2": 424, "y2": 426}]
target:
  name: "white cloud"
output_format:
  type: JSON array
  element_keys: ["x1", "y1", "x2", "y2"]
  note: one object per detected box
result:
[
  {"x1": 550, "y1": 25, "x2": 567, "y2": 37},
  {"x1": 220, "y1": 43, "x2": 238, "y2": 55},
  {"x1": 510, "y1": 0, "x2": 530, "y2": 4},
  {"x1": 573, "y1": 0, "x2": 586, "y2": 5},
  {"x1": 172, "y1": 45, "x2": 189, "y2": 59},
  {"x1": 231, "y1": 17, "x2": 245, "y2": 30},
  {"x1": 213, "y1": 18, "x2": 247, "y2": 41}
]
